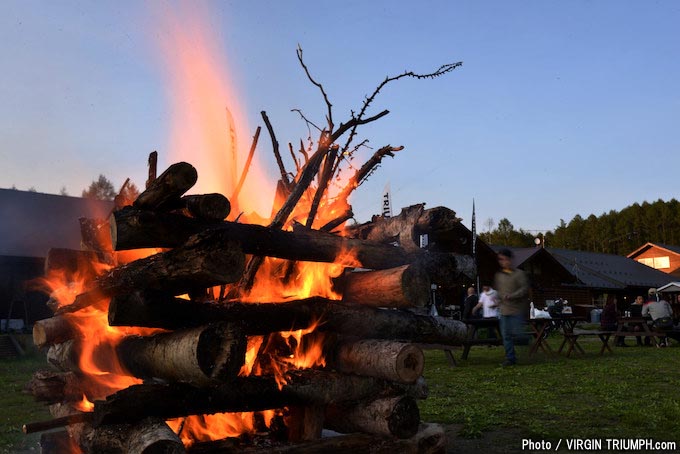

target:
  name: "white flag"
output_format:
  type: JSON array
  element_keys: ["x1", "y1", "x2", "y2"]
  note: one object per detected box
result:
[{"x1": 382, "y1": 183, "x2": 392, "y2": 218}]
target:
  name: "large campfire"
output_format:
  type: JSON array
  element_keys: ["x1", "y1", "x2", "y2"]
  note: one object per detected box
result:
[{"x1": 24, "y1": 52, "x2": 470, "y2": 453}]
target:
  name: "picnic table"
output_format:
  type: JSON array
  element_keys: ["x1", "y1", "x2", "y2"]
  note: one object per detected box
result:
[
  {"x1": 614, "y1": 316, "x2": 666, "y2": 346},
  {"x1": 418, "y1": 317, "x2": 502, "y2": 367},
  {"x1": 528, "y1": 315, "x2": 611, "y2": 357}
]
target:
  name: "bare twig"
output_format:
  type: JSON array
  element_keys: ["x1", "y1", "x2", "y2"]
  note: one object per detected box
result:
[
  {"x1": 306, "y1": 145, "x2": 338, "y2": 228},
  {"x1": 231, "y1": 126, "x2": 261, "y2": 203},
  {"x1": 288, "y1": 143, "x2": 300, "y2": 172},
  {"x1": 299, "y1": 140, "x2": 310, "y2": 164},
  {"x1": 261, "y1": 111, "x2": 291, "y2": 189},
  {"x1": 335, "y1": 145, "x2": 404, "y2": 204},
  {"x1": 297, "y1": 45, "x2": 333, "y2": 132},
  {"x1": 291, "y1": 109, "x2": 323, "y2": 133}
]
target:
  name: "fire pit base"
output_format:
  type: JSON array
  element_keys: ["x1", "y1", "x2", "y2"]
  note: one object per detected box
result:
[{"x1": 187, "y1": 422, "x2": 446, "y2": 454}]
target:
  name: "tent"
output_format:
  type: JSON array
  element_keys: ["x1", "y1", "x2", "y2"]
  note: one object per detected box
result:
[{"x1": 657, "y1": 282, "x2": 680, "y2": 293}]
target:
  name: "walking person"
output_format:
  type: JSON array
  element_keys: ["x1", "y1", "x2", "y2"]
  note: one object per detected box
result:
[{"x1": 494, "y1": 249, "x2": 529, "y2": 366}]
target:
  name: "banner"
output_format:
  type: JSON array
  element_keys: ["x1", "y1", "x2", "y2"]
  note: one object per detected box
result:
[{"x1": 382, "y1": 183, "x2": 392, "y2": 218}]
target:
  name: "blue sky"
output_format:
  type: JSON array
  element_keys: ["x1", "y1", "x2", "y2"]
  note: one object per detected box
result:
[{"x1": 1, "y1": 1, "x2": 678, "y2": 233}]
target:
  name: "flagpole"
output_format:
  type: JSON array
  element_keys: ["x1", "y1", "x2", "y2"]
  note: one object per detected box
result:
[{"x1": 472, "y1": 199, "x2": 480, "y2": 292}]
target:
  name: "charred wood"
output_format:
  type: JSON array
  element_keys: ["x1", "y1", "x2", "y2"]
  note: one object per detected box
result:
[
  {"x1": 58, "y1": 230, "x2": 245, "y2": 314},
  {"x1": 133, "y1": 161, "x2": 198, "y2": 210},
  {"x1": 79, "y1": 218, "x2": 113, "y2": 253},
  {"x1": 178, "y1": 193, "x2": 231, "y2": 220},
  {"x1": 39, "y1": 430, "x2": 82, "y2": 454},
  {"x1": 47, "y1": 340, "x2": 79, "y2": 372},
  {"x1": 25, "y1": 370, "x2": 91, "y2": 404},
  {"x1": 44, "y1": 248, "x2": 110, "y2": 278},
  {"x1": 325, "y1": 395, "x2": 420, "y2": 439},
  {"x1": 93, "y1": 370, "x2": 415, "y2": 426},
  {"x1": 109, "y1": 295, "x2": 468, "y2": 345},
  {"x1": 346, "y1": 204, "x2": 461, "y2": 250},
  {"x1": 111, "y1": 207, "x2": 416, "y2": 270}
]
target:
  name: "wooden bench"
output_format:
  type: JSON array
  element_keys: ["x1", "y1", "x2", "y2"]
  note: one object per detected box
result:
[
  {"x1": 562, "y1": 329, "x2": 615, "y2": 356},
  {"x1": 417, "y1": 319, "x2": 502, "y2": 367},
  {"x1": 461, "y1": 318, "x2": 502, "y2": 360}
]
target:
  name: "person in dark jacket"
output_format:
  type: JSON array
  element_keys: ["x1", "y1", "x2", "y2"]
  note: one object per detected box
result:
[
  {"x1": 462, "y1": 287, "x2": 480, "y2": 321},
  {"x1": 602, "y1": 295, "x2": 627, "y2": 347}
]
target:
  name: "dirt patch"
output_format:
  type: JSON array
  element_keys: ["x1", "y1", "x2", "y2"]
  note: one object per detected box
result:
[{"x1": 445, "y1": 424, "x2": 528, "y2": 454}]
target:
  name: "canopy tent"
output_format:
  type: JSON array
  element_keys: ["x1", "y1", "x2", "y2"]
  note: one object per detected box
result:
[{"x1": 657, "y1": 282, "x2": 680, "y2": 293}]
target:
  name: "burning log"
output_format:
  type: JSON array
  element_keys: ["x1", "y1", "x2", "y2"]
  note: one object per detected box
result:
[
  {"x1": 25, "y1": 370, "x2": 92, "y2": 404},
  {"x1": 133, "y1": 161, "x2": 198, "y2": 210},
  {"x1": 33, "y1": 315, "x2": 75, "y2": 349},
  {"x1": 57, "y1": 231, "x2": 245, "y2": 315},
  {"x1": 116, "y1": 323, "x2": 246, "y2": 386},
  {"x1": 47, "y1": 340, "x2": 79, "y2": 372},
  {"x1": 45, "y1": 248, "x2": 110, "y2": 277},
  {"x1": 93, "y1": 370, "x2": 418, "y2": 426},
  {"x1": 341, "y1": 264, "x2": 430, "y2": 308},
  {"x1": 285, "y1": 405, "x2": 325, "y2": 442},
  {"x1": 176, "y1": 193, "x2": 231, "y2": 220},
  {"x1": 109, "y1": 295, "x2": 468, "y2": 345},
  {"x1": 79, "y1": 218, "x2": 113, "y2": 253},
  {"x1": 44, "y1": 404, "x2": 184, "y2": 453},
  {"x1": 85, "y1": 418, "x2": 185, "y2": 454},
  {"x1": 98, "y1": 230, "x2": 245, "y2": 295},
  {"x1": 325, "y1": 395, "x2": 420, "y2": 439},
  {"x1": 108, "y1": 291, "x2": 315, "y2": 333},
  {"x1": 331, "y1": 340, "x2": 424, "y2": 384},
  {"x1": 111, "y1": 207, "x2": 413, "y2": 270}
]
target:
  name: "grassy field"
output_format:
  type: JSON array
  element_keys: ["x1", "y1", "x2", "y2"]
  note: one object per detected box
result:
[
  {"x1": 0, "y1": 353, "x2": 51, "y2": 454},
  {"x1": 1, "y1": 335, "x2": 679, "y2": 453},
  {"x1": 420, "y1": 335, "x2": 680, "y2": 447}
]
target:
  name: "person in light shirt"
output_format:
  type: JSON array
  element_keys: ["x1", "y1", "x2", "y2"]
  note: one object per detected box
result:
[
  {"x1": 474, "y1": 286, "x2": 499, "y2": 318},
  {"x1": 473, "y1": 285, "x2": 499, "y2": 339}
]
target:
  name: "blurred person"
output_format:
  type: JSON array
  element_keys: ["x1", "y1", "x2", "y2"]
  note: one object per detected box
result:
[
  {"x1": 462, "y1": 286, "x2": 480, "y2": 321},
  {"x1": 494, "y1": 249, "x2": 529, "y2": 367},
  {"x1": 602, "y1": 295, "x2": 626, "y2": 347},
  {"x1": 629, "y1": 295, "x2": 645, "y2": 346},
  {"x1": 642, "y1": 288, "x2": 673, "y2": 347},
  {"x1": 473, "y1": 285, "x2": 499, "y2": 338}
]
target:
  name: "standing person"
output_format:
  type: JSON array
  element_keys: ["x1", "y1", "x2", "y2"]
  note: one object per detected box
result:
[
  {"x1": 473, "y1": 286, "x2": 499, "y2": 338},
  {"x1": 462, "y1": 287, "x2": 479, "y2": 321},
  {"x1": 642, "y1": 288, "x2": 674, "y2": 347},
  {"x1": 494, "y1": 249, "x2": 529, "y2": 367},
  {"x1": 602, "y1": 295, "x2": 626, "y2": 347},
  {"x1": 629, "y1": 295, "x2": 646, "y2": 346},
  {"x1": 474, "y1": 286, "x2": 499, "y2": 319}
]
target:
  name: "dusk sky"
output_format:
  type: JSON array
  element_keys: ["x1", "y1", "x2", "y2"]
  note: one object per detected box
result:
[{"x1": 1, "y1": 1, "x2": 678, "y2": 233}]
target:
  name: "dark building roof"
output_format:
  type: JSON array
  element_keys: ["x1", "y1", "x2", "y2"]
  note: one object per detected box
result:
[
  {"x1": 489, "y1": 246, "x2": 577, "y2": 286},
  {"x1": 0, "y1": 188, "x2": 113, "y2": 258},
  {"x1": 547, "y1": 247, "x2": 671, "y2": 290}
]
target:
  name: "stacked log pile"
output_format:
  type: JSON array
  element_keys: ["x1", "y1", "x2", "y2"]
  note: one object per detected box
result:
[
  {"x1": 24, "y1": 162, "x2": 472, "y2": 453},
  {"x1": 24, "y1": 53, "x2": 466, "y2": 453}
]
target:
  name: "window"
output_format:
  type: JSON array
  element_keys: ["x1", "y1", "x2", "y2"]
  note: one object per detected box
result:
[{"x1": 637, "y1": 256, "x2": 670, "y2": 270}]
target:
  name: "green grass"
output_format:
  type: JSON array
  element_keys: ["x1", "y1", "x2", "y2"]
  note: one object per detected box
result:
[
  {"x1": 2, "y1": 335, "x2": 680, "y2": 452},
  {"x1": 420, "y1": 336, "x2": 680, "y2": 442},
  {"x1": 0, "y1": 352, "x2": 51, "y2": 453}
]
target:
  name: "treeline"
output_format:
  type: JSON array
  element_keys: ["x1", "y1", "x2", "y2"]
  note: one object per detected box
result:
[{"x1": 480, "y1": 198, "x2": 680, "y2": 255}]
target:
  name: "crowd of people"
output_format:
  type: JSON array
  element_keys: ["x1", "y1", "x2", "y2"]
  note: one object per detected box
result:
[{"x1": 460, "y1": 249, "x2": 678, "y2": 366}]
